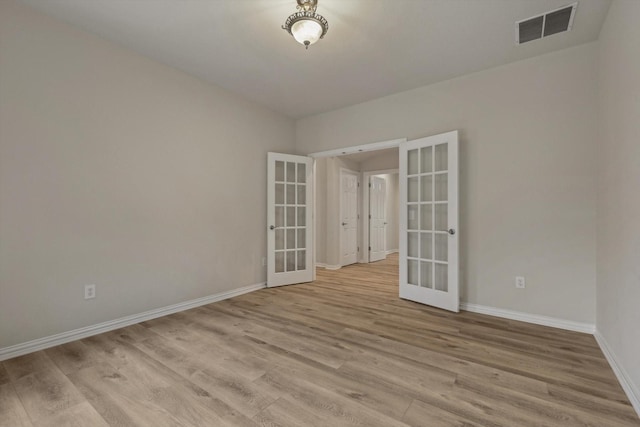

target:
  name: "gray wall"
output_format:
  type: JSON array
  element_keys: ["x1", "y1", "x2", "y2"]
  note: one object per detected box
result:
[
  {"x1": 0, "y1": 0, "x2": 295, "y2": 348},
  {"x1": 297, "y1": 44, "x2": 599, "y2": 324},
  {"x1": 6, "y1": 5, "x2": 638, "y2": 409},
  {"x1": 597, "y1": 0, "x2": 640, "y2": 406}
]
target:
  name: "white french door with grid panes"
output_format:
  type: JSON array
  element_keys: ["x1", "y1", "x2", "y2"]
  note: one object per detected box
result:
[
  {"x1": 267, "y1": 153, "x2": 313, "y2": 287},
  {"x1": 399, "y1": 131, "x2": 459, "y2": 312}
]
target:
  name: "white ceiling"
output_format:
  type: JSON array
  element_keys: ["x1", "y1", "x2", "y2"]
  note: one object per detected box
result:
[{"x1": 18, "y1": 0, "x2": 612, "y2": 118}]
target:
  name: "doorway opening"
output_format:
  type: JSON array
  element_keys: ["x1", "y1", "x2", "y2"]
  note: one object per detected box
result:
[
  {"x1": 269, "y1": 131, "x2": 459, "y2": 312},
  {"x1": 312, "y1": 147, "x2": 399, "y2": 270}
]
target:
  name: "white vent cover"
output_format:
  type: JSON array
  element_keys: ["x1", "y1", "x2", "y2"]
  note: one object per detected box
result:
[{"x1": 516, "y1": 3, "x2": 577, "y2": 44}]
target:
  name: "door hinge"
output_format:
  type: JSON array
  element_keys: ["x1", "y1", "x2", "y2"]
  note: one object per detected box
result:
[
  {"x1": 357, "y1": 214, "x2": 360, "y2": 219},
  {"x1": 369, "y1": 246, "x2": 371, "y2": 251},
  {"x1": 369, "y1": 183, "x2": 372, "y2": 188},
  {"x1": 357, "y1": 247, "x2": 360, "y2": 252},
  {"x1": 369, "y1": 214, "x2": 371, "y2": 219}
]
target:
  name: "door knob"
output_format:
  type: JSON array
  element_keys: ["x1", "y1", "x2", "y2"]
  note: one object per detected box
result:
[
  {"x1": 342, "y1": 222, "x2": 347, "y2": 226},
  {"x1": 448, "y1": 228, "x2": 456, "y2": 235},
  {"x1": 269, "y1": 225, "x2": 276, "y2": 230}
]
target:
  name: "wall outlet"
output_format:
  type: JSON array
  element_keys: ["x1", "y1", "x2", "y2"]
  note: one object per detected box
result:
[
  {"x1": 515, "y1": 276, "x2": 526, "y2": 289},
  {"x1": 84, "y1": 284, "x2": 96, "y2": 299}
]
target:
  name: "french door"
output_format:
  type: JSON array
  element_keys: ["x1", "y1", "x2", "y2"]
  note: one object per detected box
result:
[
  {"x1": 267, "y1": 153, "x2": 314, "y2": 287},
  {"x1": 399, "y1": 131, "x2": 459, "y2": 312}
]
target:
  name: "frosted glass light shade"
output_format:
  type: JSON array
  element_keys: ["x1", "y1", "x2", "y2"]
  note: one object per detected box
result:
[
  {"x1": 282, "y1": 1, "x2": 328, "y2": 49},
  {"x1": 291, "y1": 19, "x2": 323, "y2": 46}
]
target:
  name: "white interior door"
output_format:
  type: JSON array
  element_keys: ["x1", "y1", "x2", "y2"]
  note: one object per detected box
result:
[
  {"x1": 340, "y1": 169, "x2": 359, "y2": 267},
  {"x1": 267, "y1": 153, "x2": 313, "y2": 287},
  {"x1": 369, "y1": 176, "x2": 387, "y2": 262},
  {"x1": 399, "y1": 131, "x2": 459, "y2": 312}
]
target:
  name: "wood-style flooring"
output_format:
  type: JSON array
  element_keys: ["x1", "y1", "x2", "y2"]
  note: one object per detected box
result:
[{"x1": 1, "y1": 254, "x2": 638, "y2": 426}]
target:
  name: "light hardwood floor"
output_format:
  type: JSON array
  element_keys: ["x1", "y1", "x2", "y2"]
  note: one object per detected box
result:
[{"x1": 1, "y1": 254, "x2": 638, "y2": 426}]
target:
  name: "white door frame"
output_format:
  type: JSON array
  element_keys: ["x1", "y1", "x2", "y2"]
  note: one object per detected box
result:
[
  {"x1": 312, "y1": 159, "x2": 317, "y2": 281},
  {"x1": 362, "y1": 168, "x2": 398, "y2": 263},
  {"x1": 308, "y1": 138, "x2": 406, "y2": 159},
  {"x1": 309, "y1": 138, "x2": 406, "y2": 269}
]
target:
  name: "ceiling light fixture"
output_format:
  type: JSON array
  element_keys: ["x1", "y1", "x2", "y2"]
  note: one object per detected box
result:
[{"x1": 282, "y1": 0, "x2": 328, "y2": 49}]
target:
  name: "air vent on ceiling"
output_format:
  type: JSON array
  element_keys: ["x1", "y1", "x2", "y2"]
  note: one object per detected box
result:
[{"x1": 516, "y1": 3, "x2": 577, "y2": 44}]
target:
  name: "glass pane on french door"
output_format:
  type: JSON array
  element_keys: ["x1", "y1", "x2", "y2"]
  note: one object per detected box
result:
[
  {"x1": 400, "y1": 132, "x2": 458, "y2": 312},
  {"x1": 267, "y1": 153, "x2": 313, "y2": 287},
  {"x1": 407, "y1": 145, "x2": 449, "y2": 291},
  {"x1": 275, "y1": 160, "x2": 307, "y2": 273}
]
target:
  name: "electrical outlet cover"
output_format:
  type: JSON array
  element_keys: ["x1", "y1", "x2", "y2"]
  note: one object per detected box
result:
[{"x1": 84, "y1": 284, "x2": 96, "y2": 299}]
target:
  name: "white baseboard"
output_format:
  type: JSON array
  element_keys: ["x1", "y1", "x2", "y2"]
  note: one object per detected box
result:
[
  {"x1": 594, "y1": 331, "x2": 640, "y2": 417},
  {"x1": 0, "y1": 282, "x2": 266, "y2": 362},
  {"x1": 314, "y1": 262, "x2": 341, "y2": 270},
  {"x1": 385, "y1": 249, "x2": 399, "y2": 255},
  {"x1": 460, "y1": 302, "x2": 595, "y2": 334},
  {"x1": 315, "y1": 263, "x2": 342, "y2": 270}
]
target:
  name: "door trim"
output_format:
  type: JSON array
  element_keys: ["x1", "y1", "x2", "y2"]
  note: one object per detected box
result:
[{"x1": 308, "y1": 138, "x2": 406, "y2": 158}]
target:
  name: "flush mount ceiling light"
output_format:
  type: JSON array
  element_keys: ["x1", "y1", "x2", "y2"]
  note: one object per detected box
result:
[{"x1": 282, "y1": 0, "x2": 328, "y2": 49}]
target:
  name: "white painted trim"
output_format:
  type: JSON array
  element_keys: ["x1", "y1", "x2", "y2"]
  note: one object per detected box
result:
[
  {"x1": 308, "y1": 138, "x2": 406, "y2": 158},
  {"x1": 313, "y1": 262, "x2": 342, "y2": 270},
  {"x1": 460, "y1": 302, "x2": 595, "y2": 334},
  {"x1": 361, "y1": 174, "x2": 371, "y2": 263},
  {"x1": 0, "y1": 282, "x2": 266, "y2": 362},
  {"x1": 363, "y1": 168, "x2": 399, "y2": 175},
  {"x1": 594, "y1": 331, "x2": 640, "y2": 417},
  {"x1": 460, "y1": 304, "x2": 637, "y2": 416},
  {"x1": 312, "y1": 159, "x2": 317, "y2": 282},
  {"x1": 385, "y1": 249, "x2": 399, "y2": 255}
]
